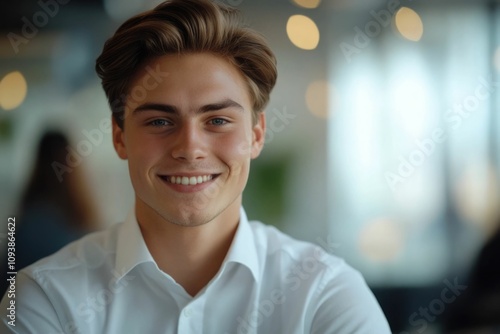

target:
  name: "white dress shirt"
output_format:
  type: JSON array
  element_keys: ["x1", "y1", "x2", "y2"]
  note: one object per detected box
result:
[{"x1": 1, "y1": 208, "x2": 391, "y2": 334}]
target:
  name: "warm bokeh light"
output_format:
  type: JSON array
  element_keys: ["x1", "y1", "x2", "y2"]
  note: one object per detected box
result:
[
  {"x1": 286, "y1": 15, "x2": 320, "y2": 50},
  {"x1": 0, "y1": 71, "x2": 28, "y2": 110},
  {"x1": 358, "y1": 218, "x2": 405, "y2": 263},
  {"x1": 454, "y1": 163, "x2": 500, "y2": 236},
  {"x1": 306, "y1": 80, "x2": 331, "y2": 118},
  {"x1": 395, "y1": 7, "x2": 424, "y2": 42},
  {"x1": 292, "y1": 0, "x2": 321, "y2": 9}
]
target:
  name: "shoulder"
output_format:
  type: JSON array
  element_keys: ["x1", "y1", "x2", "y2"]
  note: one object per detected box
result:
[
  {"x1": 248, "y1": 220, "x2": 347, "y2": 274},
  {"x1": 246, "y1": 221, "x2": 391, "y2": 333},
  {"x1": 247, "y1": 220, "x2": 368, "y2": 300},
  {"x1": 0, "y1": 224, "x2": 123, "y2": 333}
]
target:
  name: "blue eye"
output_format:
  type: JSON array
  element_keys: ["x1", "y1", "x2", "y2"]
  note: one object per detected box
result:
[
  {"x1": 149, "y1": 119, "x2": 170, "y2": 127},
  {"x1": 210, "y1": 118, "x2": 228, "y2": 126}
]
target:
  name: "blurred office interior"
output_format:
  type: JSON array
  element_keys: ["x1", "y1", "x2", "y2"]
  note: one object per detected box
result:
[{"x1": 1, "y1": 0, "x2": 499, "y2": 332}]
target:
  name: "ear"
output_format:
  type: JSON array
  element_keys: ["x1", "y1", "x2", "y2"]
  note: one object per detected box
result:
[
  {"x1": 112, "y1": 117, "x2": 128, "y2": 160},
  {"x1": 251, "y1": 112, "x2": 266, "y2": 159}
]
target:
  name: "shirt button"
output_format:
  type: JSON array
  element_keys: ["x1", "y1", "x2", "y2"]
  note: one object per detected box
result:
[{"x1": 184, "y1": 307, "x2": 193, "y2": 317}]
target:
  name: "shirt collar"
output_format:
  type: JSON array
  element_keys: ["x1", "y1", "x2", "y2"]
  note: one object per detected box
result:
[
  {"x1": 114, "y1": 207, "x2": 261, "y2": 283},
  {"x1": 115, "y1": 209, "x2": 154, "y2": 280},
  {"x1": 222, "y1": 207, "x2": 261, "y2": 283}
]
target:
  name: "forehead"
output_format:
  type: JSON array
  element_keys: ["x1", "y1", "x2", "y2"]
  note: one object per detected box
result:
[{"x1": 128, "y1": 53, "x2": 252, "y2": 110}]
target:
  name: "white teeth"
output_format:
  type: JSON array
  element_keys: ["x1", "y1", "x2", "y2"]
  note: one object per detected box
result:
[{"x1": 166, "y1": 174, "x2": 214, "y2": 185}]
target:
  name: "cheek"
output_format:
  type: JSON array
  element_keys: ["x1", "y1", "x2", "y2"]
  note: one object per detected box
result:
[
  {"x1": 227, "y1": 124, "x2": 255, "y2": 156},
  {"x1": 215, "y1": 136, "x2": 252, "y2": 179},
  {"x1": 126, "y1": 135, "x2": 164, "y2": 171},
  {"x1": 215, "y1": 129, "x2": 253, "y2": 156}
]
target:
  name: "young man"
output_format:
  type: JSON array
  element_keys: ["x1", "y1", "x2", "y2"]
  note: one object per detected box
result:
[{"x1": 1, "y1": 0, "x2": 391, "y2": 333}]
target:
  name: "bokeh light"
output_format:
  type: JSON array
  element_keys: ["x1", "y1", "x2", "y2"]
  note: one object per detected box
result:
[
  {"x1": 306, "y1": 80, "x2": 332, "y2": 119},
  {"x1": 454, "y1": 163, "x2": 500, "y2": 236},
  {"x1": 292, "y1": 0, "x2": 321, "y2": 9},
  {"x1": 0, "y1": 71, "x2": 28, "y2": 110},
  {"x1": 358, "y1": 218, "x2": 405, "y2": 263},
  {"x1": 395, "y1": 7, "x2": 424, "y2": 42},
  {"x1": 286, "y1": 15, "x2": 320, "y2": 50}
]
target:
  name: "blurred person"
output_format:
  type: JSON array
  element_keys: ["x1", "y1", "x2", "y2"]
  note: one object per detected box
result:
[
  {"x1": 0, "y1": 131, "x2": 98, "y2": 295},
  {"x1": 0, "y1": 1, "x2": 391, "y2": 333},
  {"x1": 442, "y1": 224, "x2": 500, "y2": 333}
]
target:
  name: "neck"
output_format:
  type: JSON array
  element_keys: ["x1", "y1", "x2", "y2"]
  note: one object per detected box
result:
[{"x1": 136, "y1": 199, "x2": 241, "y2": 297}]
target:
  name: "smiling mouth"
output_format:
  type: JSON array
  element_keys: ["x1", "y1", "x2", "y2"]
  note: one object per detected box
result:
[{"x1": 160, "y1": 174, "x2": 219, "y2": 186}]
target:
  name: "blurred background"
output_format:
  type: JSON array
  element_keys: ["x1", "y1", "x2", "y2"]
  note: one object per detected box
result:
[{"x1": 1, "y1": 0, "x2": 500, "y2": 332}]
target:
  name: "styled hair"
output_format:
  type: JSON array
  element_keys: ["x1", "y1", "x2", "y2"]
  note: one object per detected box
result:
[{"x1": 95, "y1": 0, "x2": 277, "y2": 128}]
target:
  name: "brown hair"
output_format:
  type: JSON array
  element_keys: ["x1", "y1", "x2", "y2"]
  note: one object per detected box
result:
[{"x1": 95, "y1": 0, "x2": 277, "y2": 128}]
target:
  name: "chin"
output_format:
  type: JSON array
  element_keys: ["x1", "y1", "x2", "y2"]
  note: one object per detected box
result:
[{"x1": 162, "y1": 207, "x2": 216, "y2": 227}]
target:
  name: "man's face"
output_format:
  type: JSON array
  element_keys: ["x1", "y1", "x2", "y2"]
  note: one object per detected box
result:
[{"x1": 112, "y1": 53, "x2": 265, "y2": 227}]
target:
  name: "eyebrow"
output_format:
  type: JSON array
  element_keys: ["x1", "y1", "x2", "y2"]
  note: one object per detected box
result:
[{"x1": 132, "y1": 99, "x2": 244, "y2": 115}]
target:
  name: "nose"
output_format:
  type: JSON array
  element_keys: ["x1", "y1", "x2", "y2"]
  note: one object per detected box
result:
[{"x1": 171, "y1": 122, "x2": 207, "y2": 161}]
